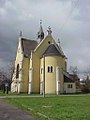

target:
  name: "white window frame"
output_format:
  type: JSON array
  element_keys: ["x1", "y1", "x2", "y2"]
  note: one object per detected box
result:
[{"x1": 68, "y1": 84, "x2": 73, "y2": 88}]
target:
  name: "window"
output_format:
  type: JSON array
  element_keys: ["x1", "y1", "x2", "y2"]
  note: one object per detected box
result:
[
  {"x1": 48, "y1": 66, "x2": 50, "y2": 72},
  {"x1": 68, "y1": 84, "x2": 70, "y2": 88},
  {"x1": 51, "y1": 66, "x2": 53, "y2": 72},
  {"x1": 48, "y1": 41, "x2": 50, "y2": 44},
  {"x1": 48, "y1": 66, "x2": 53, "y2": 73},
  {"x1": 16, "y1": 64, "x2": 19, "y2": 79},
  {"x1": 68, "y1": 84, "x2": 73, "y2": 88},
  {"x1": 71, "y1": 84, "x2": 73, "y2": 88}
]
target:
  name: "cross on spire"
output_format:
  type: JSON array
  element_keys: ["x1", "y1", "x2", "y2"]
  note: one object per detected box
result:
[{"x1": 19, "y1": 31, "x2": 22, "y2": 37}]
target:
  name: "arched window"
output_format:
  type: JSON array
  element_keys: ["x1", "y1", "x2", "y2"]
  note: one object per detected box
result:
[
  {"x1": 51, "y1": 66, "x2": 53, "y2": 72},
  {"x1": 48, "y1": 66, "x2": 53, "y2": 73},
  {"x1": 16, "y1": 64, "x2": 19, "y2": 79}
]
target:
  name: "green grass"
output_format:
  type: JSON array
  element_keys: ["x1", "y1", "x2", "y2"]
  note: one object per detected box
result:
[
  {"x1": 0, "y1": 90, "x2": 18, "y2": 95},
  {"x1": 0, "y1": 91, "x2": 41, "y2": 96},
  {"x1": 4, "y1": 95, "x2": 90, "y2": 120}
]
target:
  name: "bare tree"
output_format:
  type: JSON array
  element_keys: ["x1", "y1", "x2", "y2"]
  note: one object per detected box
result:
[
  {"x1": 69, "y1": 66, "x2": 80, "y2": 89},
  {"x1": 0, "y1": 60, "x2": 15, "y2": 91},
  {"x1": 69, "y1": 66, "x2": 78, "y2": 75},
  {"x1": 84, "y1": 67, "x2": 90, "y2": 78},
  {"x1": 81, "y1": 67, "x2": 90, "y2": 93},
  {"x1": 7, "y1": 60, "x2": 15, "y2": 81}
]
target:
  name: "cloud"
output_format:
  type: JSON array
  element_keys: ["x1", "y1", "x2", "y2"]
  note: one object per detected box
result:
[{"x1": 0, "y1": 0, "x2": 90, "y2": 76}]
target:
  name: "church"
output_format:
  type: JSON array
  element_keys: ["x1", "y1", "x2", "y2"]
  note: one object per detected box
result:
[{"x1": 11, "y1": 22, "x2": 76, "y2": 95}]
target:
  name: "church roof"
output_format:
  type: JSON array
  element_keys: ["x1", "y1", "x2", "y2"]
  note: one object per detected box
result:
[
  {"x1": 64, "y1": 75, "x2": 75, "y2": 83},
  {"x1": 63, "y1": 71, "x2": 75, "y2": 83},
  {"x1": 21, "y1": 38, "x2": 38, "y2": 57},
  {"x1": 42, "y1": 43, "x2": 65, "y2": 57}
]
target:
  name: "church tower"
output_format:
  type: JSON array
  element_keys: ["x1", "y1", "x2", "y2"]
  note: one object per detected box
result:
[{"x1": 37, "y1": 20, "x2": 44, "y2": 42}]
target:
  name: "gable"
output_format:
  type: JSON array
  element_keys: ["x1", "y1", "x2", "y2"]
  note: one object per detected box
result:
[
  {"x1": 34, "y1": 35, "x2": 54, "y2": 56},
  {"x1": 34, "y1": 35, "x2": 53, "y2": 51},
  {"x1": 33, "y1": 35, "x2": 66, "y2": 59}
]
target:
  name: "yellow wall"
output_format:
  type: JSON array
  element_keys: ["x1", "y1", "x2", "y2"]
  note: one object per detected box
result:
[
  {"x1": 11, "y1": 39, "x2": 30, "y2": 93},
  {"x1": 14, "y1": 38, "x2": 24, "y2": 81},
  {"x1": 11, "y1": 39, "x2": 24, "y2": 92},
  {"x1": 40, "y1": 55, "x2": 66, "y2": 94},
  {"x1": 32, "y1": 35, "x2": 54, "y2": 93},
  {"x1": 22, "y1": 58, "x2": 30, "y2": 92}
]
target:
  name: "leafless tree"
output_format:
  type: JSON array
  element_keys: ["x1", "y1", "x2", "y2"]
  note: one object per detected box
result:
[
  {"x1": 0, "y1": 60, "x2": 15, "y2": 90},
  {"x1": 81, "y1": 67, "x2": 90, "y2": 93},
  {"x1": 69, "y1": 66, "x2": 78, "y2": 75},
  {"x1": 69, "y1": 66, "x2": 80, "y2": 89}
]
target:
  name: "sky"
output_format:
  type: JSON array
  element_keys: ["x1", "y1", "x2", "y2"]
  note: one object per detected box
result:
[{"x1": 0, "y1": 0, "x2": 90, "y2": 76}]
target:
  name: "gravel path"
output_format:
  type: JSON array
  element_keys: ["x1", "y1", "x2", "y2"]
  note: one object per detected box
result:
[{"x1": 0, "y1": 100, "x2": 37, "y2": 120}]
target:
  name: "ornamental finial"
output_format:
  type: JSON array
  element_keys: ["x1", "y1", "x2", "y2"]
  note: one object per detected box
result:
[
  {"x1": 47, "y1": 26, "x2": 52, "y2": 35},
  {"x1": 58, "y1": 38, "x2": 60, "y2": 47},
  {"x1": 40, "y1": 19, "x2": 42, "y2": 26}
]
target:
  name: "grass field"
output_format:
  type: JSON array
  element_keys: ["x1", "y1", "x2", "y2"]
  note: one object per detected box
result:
[
  {"x1": 0, "y1": 91, "x2": 42, "y2": 96},
  {"x1": 4, "y1": 95, "x2": 90, "y2": 120}
]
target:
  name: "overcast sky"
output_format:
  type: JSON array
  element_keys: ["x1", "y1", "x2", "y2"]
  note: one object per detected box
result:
[{"x1": 0, "y1": 0, "x2": 90, "y2": 76}]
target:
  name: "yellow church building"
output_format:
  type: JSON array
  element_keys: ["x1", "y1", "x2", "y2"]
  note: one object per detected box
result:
[{"x1": 11, "y1": 22, "x2": 76, "y2": 95}]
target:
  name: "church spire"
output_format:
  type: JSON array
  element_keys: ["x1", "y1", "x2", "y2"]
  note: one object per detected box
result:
[{"x1": 37, "y1": 20, "x2": 44, "y2": 42}]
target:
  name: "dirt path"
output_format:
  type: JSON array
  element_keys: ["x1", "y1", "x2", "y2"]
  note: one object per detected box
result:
[{"x1": 0, "y1": 100, "x2": 37, "y2": 120}]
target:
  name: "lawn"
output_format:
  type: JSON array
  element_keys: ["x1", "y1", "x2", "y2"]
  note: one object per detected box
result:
[
  {"x1": 4, "y1": 95, "x2": 90, "y2": 120},
  {"x1": 0, "y1": 90, "x2": 41, "y2": 96}
]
